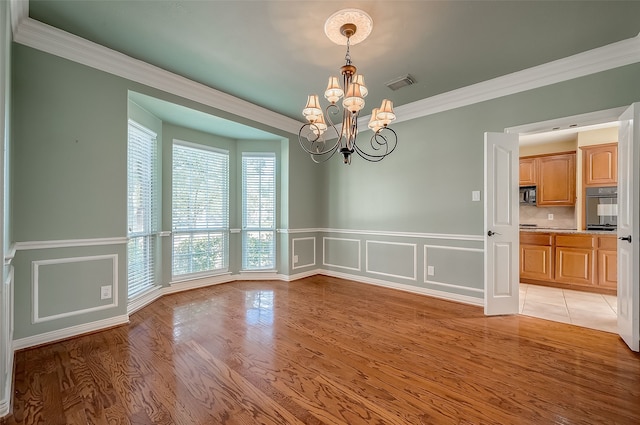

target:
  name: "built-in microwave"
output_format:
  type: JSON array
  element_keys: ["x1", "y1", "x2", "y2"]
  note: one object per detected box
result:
[
  {"x1": 519, "y1": 186, "x2": 536, "y2": 205},
  {"x1": 585, "y1": 186, "x2": 617, "y2": 231}
]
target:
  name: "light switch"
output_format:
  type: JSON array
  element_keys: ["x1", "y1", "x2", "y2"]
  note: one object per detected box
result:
[{"x1": 472, "y1": 191, "x2": 481, "y2": 202}]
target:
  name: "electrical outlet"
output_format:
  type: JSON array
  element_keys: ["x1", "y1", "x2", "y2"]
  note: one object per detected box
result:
[
  {"x1": 427, "y1": 266, "x2": 435, "y2": 276},
  {"x1": 100, "y1": 285, "x2": 112, "y2": 300},
  {"x1": 293, "y1": 255, "x2": 299, "y2": 264},
  {"x1": 548, "y1": 213, "x2": 554, "y2": 220}
]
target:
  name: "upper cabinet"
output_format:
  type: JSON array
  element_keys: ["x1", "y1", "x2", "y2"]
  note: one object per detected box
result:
[
  {"x1": 582, "y1": 143, "x2": 617, "y2": 187},
  {"x1": 520, "y1": 152, "x2": 576, "y2": 206},
  {"x1": 519, "y1": 157, "x2": 537, "y2": 186},
  {"x1": 537, "y1": 153, "x2": 576, "y2": 206}
]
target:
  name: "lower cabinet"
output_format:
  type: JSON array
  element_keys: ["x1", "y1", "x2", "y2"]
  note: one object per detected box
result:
[
  {"x1": 555, "y1": 247, "x2": 595, "y2": 285},
  {"x1": 521, "y1": 245, "x2": 553, "y2": 281},
  {"x1": 555, "y1": 234, "x2": 595, "y2": 286},
  {"x1": 520, "y1": 233, "x2": 552, "y2": 281},
  {"x1": 520, "y1": 232, "x2": 616, "y2": 293},
  {"x1": 597, "y1": 235, "x2": 618, "y2": 289}
]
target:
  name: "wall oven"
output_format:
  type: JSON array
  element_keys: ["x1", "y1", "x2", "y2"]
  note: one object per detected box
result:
[{"x1": 585, "y1": 186, "x2": 617, "y2": 231}]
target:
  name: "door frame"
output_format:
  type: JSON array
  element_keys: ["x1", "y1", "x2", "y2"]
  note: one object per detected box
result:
[{"x1": 485, "y1": 106, "x2": 628, "y2": 315}]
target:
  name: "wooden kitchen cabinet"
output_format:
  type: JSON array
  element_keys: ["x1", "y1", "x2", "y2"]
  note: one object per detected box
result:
[
  {"x1": 537, "y1": 153, "x2": 576, "y2": 206},
  {"x1": 520, "y1": 232, "x2": 615, "y2": 294},
  {"x1": 554, "y1": 234, "x2": 595, "y2": 286},
  {"x1": 520, "y1": 233, "x2": 552, "y2": 281},
  {"x1": 582, "y1": 143, "x2": 617, "y2": 187},
  {"x1": 519, "y1": 157, "x2": 537, "y2": 186},
  {"x1": 555, "y1": 247, "x2": 595, "y2": 286},
  {"x1": 597, "y1": 235, "x2": 617, "y2": 289}
]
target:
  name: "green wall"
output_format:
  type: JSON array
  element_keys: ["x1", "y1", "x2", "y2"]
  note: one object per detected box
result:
[
  {"x1": 12, "y1": 46, "x2": 127, "y2": 241},
  {"x1": 10, "y1": 44, "x2": 311, "y2": 341},
  {"x1": 315, "y1": 62, "x2": 640, "y2": 299},
  {"x1": 322, "y1": 63, "x2": 640, "y2": 234},
  {"x1": 9, "y1": 39, "x2": 640, "y2": 341}
]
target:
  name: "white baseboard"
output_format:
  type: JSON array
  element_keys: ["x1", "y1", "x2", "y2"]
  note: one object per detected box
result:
[
  {"x1": 236, "y1": 271, "x2": 287, "y2": 281},
  {"x1": 12, "y1": 314, "x2": 130, "y2": 351},
  {"x1": 166, "y1": 273, "x2": 234, "y2": 294},
  {"x1": 0, "y1": 358, "x2": 11, "y2": 417},
  {"x1": 286, "y1": 268, "x2": 324, "y2": 281},
  {"x1": 319, "y1": 269, "x2": 485, "y2": 307},
  {"x1": 127, "y1": 286, "x2": 163, "y2": 316}
]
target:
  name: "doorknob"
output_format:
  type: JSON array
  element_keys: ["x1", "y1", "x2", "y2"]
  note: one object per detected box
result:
[
  {"x1": 487, "y1": 230, "x2": 501, "y2": 237},
  {"x1": 619, "y1": 235, "x2": 632, "y2": 243}
]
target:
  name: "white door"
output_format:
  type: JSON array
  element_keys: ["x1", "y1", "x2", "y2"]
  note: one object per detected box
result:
[
  {"x1": 617, "y1": 103, "x2": 639, "y2": 352},
  {"x1": 484, "y1": 132, "x2": 519, "y2": 315}
]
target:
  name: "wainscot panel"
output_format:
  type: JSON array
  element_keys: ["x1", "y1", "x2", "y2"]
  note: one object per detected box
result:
[
  {"x1": 292, "y1": 237, "x2": 316, "y2": 270},
  {"x1": 424, "y1": 245, "x2": 484, "y2": 295},
  {"x1": 12, "y1": 242, "x2": 127, "y2": 340},
  {"x1": 323, "y1": 237, "x2": 361, "y2": 271},
  {"x1": 366, "y1": 240, "x2": 417, "y2": 281}
]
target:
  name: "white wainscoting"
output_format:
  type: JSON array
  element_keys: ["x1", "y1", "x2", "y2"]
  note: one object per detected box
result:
[
  {"x1": 365, "y1": 240, "x2": 417, "y2": 281},
  {"x1": 317, "y1": 229, "x2": 484, "y2": 303},
  {"x1": 32, "y1": 254, "x2": 118, "y2": 323},
  {"x1": 323, "y1": 237, "x2": 361, "y2": 271},
  {"x1": 10, "y1": 231, "x2": 485, "y2": 351},
  {"x1": 320, "y1": 269, "x2": 484, "y2": 307},
  {"x1": 291, "y1": 237, "x2": 316, "y2": 270},
  {"x1": 424, "y1": 245, "x2": 484, "y2": 294}
]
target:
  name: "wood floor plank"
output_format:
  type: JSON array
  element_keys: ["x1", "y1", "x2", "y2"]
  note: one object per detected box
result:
[{"x1": 2, "y1": 276, "x2": 640, "y2": 424}]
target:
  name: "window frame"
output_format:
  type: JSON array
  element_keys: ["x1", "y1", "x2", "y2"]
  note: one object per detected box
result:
[
  {"x1": 241, "y1": 152, "x2": 277, "y2": 271},
  {"x1": 171, "y1": 140, "x2": 230, "y2": 279},
  {"x1": 127, "y1": 119, "x2": 159, "y2": 299}
]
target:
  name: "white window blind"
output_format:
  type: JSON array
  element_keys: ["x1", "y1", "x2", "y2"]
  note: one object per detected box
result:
[
  {"x1": 242, "y1": 153, "x2": 276, "y2": 270},
  {"x1": 172, "y1": 141, "x2": 229, "y2": 276},
  {"x1": 127, "y1": 120, "x2": 158, "y2": 299}
]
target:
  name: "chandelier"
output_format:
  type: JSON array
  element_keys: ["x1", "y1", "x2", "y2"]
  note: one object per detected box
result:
[{"x1": 298, "y1": 9, "x2": 397, "y2": 164}]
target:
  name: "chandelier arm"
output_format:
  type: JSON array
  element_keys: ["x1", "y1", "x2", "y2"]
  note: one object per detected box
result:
[
  {"x1": 324, "y1": 103, "x2": 345, "y2": 146},
  {"x1": 309, "y1": 147, "x2": 340, "y2": 163},
  {"x1": 352, "y1": 127, "x2": 398, "y2": 161},
  {"x1": 297, "y1": 123, "x2": 339, "y2": 157}
]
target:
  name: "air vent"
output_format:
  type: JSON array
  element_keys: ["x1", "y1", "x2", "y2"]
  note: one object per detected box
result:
[{"x1": 385, "y1": 74, "x2": 416, "y2": 91}]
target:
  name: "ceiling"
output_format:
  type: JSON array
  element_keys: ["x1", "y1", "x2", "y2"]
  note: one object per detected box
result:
[{"x1": 27, "y1": 1, "x2": 640, "y2": 125}]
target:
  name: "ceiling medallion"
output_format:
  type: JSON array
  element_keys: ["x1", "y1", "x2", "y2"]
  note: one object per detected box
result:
[
  {"x1": 298, "y1": 8, "x2": 397, "y2": 164},
  {"x1": 324, "y1": 9, "x2": 373, "y2": 46}
]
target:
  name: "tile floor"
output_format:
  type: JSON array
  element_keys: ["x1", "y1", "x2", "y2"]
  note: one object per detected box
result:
[{"x1": 519, "y1": 283, "x2": 617, "y2": 333}]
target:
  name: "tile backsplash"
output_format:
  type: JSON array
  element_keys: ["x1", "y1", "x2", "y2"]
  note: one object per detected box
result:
[{"x1": 520, "y1": 205, "x2": 576, "y2": 229}]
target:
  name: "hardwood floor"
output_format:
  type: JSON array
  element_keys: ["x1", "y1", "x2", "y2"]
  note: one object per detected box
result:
[{"x1": 2, "y1": 275, "x2": 640, "y2": 424}]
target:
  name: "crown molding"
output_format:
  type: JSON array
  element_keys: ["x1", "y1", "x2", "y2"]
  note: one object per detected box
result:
[
  {"x1": 9, "y1": 0, "x2": 28, "y2": 35},
  {"x1": 391, "y1": 34, "x2": 640, "y2": 125},
  {"x1": 12, "y1": 17, "x2": 301, "y2": 136},
  {"x1": 10, "y1": 1, "x2": 640, "y2": 132}
]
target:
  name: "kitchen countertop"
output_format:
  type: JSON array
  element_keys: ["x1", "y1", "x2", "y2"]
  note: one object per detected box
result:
[{"x1": 519, "y1": 227, "x2": 617, "y2": 235}]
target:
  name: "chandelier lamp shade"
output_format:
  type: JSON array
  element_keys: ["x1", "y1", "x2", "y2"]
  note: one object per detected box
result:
[{"x1": 298, "y1": 9, "x2": 398, "y2": 164}]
